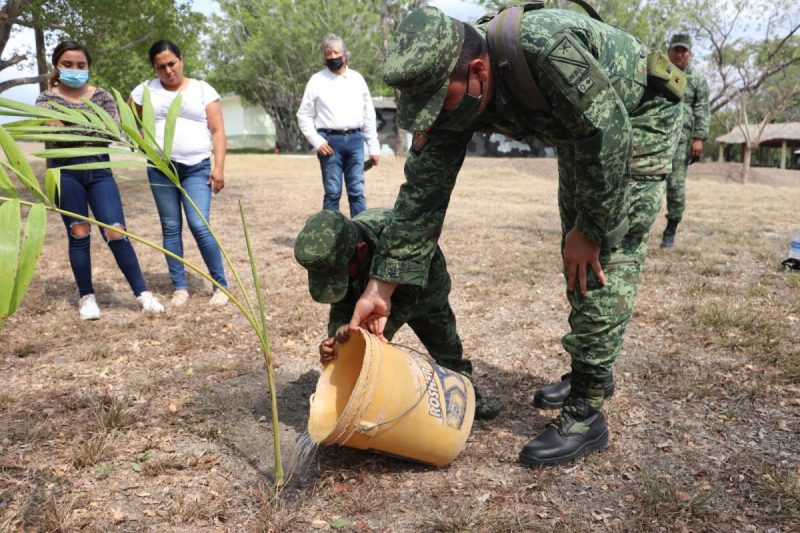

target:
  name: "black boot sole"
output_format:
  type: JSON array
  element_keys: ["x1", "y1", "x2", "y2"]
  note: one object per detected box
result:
[
  {"x1": 518, "y1": 427, "x2": 609, "y2": 468},
  {"x1": 532, "y1": 382, "x2": 616, "y2": 410},
  {"x1": 532, "y1": 396, "x2": 566, "y2": 409}
]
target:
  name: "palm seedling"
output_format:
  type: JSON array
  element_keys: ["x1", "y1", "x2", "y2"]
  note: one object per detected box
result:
[{"x1": 0, "y1": 90, "x2": 285, "y2": 484}]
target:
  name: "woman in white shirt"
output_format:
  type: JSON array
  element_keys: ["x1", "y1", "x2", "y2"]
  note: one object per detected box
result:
[{"x1": 131, "y1": 40, "x2": 229, "y2": 307}]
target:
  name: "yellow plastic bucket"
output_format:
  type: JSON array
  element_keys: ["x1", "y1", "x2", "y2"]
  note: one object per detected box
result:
[{"x1": 307, "y1": 329, "x2": 475, "y2": 466}]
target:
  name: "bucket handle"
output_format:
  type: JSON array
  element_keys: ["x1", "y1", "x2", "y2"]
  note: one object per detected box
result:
[{"x1": 357, "y1": 342, "x2": 438, "y2": 433}]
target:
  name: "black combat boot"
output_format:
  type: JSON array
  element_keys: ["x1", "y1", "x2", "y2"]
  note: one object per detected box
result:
[
  {"x1": 519, "y1": 372, "x2": 610, "y2": 467},
  {"x1": 474, "y1": 386, "x2": 502, "y2": 421},
  {"x1": 661, "y1": 220, "x2": 679, "y2": 248},
  {"x1": 532, "y1": 372, "x2": 615, "y2": 409}
]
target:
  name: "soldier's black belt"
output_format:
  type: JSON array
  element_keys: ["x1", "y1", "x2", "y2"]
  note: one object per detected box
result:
[{"x1": 317, "y1": 128, "x2": 362, "y2": 135}]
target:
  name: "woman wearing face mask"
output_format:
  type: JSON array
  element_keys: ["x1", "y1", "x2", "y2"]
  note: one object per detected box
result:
[
  {"x1": 35, "y1": 41, "x2": 165, "y2": 321},
  {"x1": 130, "y1": 39, "x2": 229, "y2": 308}
]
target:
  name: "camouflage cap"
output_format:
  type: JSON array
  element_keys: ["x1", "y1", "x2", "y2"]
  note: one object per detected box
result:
[
  {"x1": 293, "y1": 210, "x2": 358, "y2": 304},
  {"x1": 669, "y1": 33, "x2": 692, "y2": 49},
  {"x1": 383, "y1": 6, "x2": 465, "y2": 132}
]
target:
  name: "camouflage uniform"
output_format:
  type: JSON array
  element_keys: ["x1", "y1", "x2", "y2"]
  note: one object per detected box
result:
[
  {"x1": 379, "y1": 7, "x2": 683, "y2": 411},
  {"x1": 294, "y1": 208, "x2": 471, "y2": 377},
  {"x1": 665, "y1": 64, "x2": 711, "y2": 226},
  {"x1": 330, "y1": 209, "x2": 471, "y2": 376}
]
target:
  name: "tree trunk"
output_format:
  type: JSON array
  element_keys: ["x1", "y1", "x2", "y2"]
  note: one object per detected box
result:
[
  {"x1": 740, "y1": 143, "x2": 752, "y2": 183},
  {"x1": 268, "y1": 105, "x2": 306, "y2": 153},
  {"x1": 34, "y1": 23, "x2": 47, "y2": 92}
]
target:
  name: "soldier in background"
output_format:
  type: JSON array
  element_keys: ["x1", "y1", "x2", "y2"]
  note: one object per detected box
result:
[
  {"x1": 294, "y1": 209, "x2": 501, "y2": 420},
  {"x1": 661, "y1": 33, "x2": 711, "y2": 248},
  {"x1": 347, "y1": 6, "x2": 684, "y2": 466}
]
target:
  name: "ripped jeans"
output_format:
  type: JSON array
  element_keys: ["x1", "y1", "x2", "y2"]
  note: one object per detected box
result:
[{"x1": 52, "y1": 155, "x2": 148, "y2": 297}]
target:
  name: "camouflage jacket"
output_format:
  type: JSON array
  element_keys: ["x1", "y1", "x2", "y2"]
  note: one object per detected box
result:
[
  {"x1": 371, "y1": 9, "x2": 650, "y2": 286},
  {"x1": 329, "y1": 208, "x2": 450, "y2": 336},
  {"x1": 680, "y1": 66, "x2": 711, "y2": 142}
]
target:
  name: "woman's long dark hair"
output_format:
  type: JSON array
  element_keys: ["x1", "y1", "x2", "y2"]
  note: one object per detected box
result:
[{"x1": 49, "y1": 41, "x2": 92, "y2": 89}]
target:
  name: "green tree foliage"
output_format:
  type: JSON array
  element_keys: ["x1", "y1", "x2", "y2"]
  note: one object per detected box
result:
[
  {"x1": 209, "y1": 0, "x2": 390, "y2": 152},
  {"x1": 685, "y1": 0, "x2": 800, "y2": 113},
  {"x1": 590, "y1": 0, "x2": 682, "y2": 48},
  {"x1": 478, "y1": 0, "x2": 682, "y2": 48},
  {"x1": 54, "y1": 0, "x2": 206, "y2": 94},
  {"x1": 0, "y1": 0, "x2": 205, "y2": 95},
  {"x1": 682, "y1": 0, "x2": 799, "y2": 180}
]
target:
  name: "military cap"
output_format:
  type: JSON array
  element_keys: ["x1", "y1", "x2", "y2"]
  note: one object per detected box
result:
[
  {"x1": 294, "y1": 210, "x2": 358, "y2": 304},
  {"x1": 669, "y1": 33, "x2": 692, "y2": 49},
  {"x1": 383, "y1": 6, "x2": 465, "y2": 132}
]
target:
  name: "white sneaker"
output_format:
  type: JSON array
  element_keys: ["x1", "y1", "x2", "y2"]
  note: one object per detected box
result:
[
  {"x1": 79, "y1": 294, "x2": 101, "y2": 321},
  {"x1": 171, "y1": 289, "x2": 189, "y2": 307},
  {"x1": 137, "y1": 291, "x2": 165, "y2": 314},
  {"x1": 208, "y1": 289, "x2": 229, "y2": 306}
]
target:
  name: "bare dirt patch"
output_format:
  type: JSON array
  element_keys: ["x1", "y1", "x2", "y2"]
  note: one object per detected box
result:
[{"x1": 1, "y1": 155, "x2": 799, "y2": 531}]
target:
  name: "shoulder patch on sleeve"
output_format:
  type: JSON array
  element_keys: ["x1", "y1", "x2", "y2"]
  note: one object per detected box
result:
[
  {"x1": 576, "y1": 77, "x2": 595, "y2": 94},
  {"x1": 546, "y1": 36, "x2": 589, "y2": 86},
  {"x1": 538, "y1": 33, "x2": 607, "y2": 111}
]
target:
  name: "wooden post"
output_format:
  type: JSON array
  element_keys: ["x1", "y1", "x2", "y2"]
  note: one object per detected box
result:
[
  {"x1": 718, "y1": 143, "x2": 725, "y2": 162},
  {"x1": 780, "y1": 140, "x2": 787, "y2": 170}
]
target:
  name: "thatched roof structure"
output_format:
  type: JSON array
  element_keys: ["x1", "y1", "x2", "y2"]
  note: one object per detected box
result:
[{"x1": 716, "y1": 122, "x2": 800, "y2": 147}]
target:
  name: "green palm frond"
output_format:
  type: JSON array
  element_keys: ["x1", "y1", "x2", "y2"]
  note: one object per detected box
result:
[{"x1": 0, "y1": 86, "x2": 285, "y2": 484}]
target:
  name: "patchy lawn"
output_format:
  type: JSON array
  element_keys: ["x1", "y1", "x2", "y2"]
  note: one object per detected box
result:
[{"x1": 1, "y1": 155, "x2": 799, "y2": 531}]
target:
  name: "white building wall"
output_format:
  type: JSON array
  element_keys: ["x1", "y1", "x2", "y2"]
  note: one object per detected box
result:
[{"x1": 220, "y1": 95, "x2": 276, "y2": 151}]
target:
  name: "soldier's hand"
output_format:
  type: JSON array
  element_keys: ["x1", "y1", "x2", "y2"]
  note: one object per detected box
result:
[
  {"x1": 349, "y1": 279, "x2": 397, "y2": 342},
  {"x1": 690, "y1": 138, "x2": 703, "y2": 160},
  {"x1": 318, "y1": 142, "x2": 334, "y2": 157},
  {"x1": 334, "y1": 324, "x2": 351, "y2": 344},
  {"x1": 319, "y1": 337, "x2": 337, "y2": 365},
  {"x1": 564, "y1": 227, "x2": 605, "y2": 295}
]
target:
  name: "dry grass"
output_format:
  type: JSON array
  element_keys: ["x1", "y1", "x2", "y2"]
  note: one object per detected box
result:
[
  {"x1": 627, "y1": 474, "x2": 718, "y2": 529},
  {"x1": 420, "y1": 503, "x2": 492, "y2": 532},
  {"x1": 166, "y1": 489, "x2": 232, "y2": 526},
  {"x1": 1, "y1": 155, "x2": 799, "y2": 531},
  {"x1": 69, "y1": 432, "x2": 114, "y2": 469}
]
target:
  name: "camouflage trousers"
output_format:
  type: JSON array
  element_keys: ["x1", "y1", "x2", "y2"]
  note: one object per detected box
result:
[
  {"x1": 556, "y1": 90, "x2": 680, "y2": 406},
  {"x1": 382, "y1": 293, "x2": 472, "y2": 379},
  {"x1": 665, "y1": 137, "x2": 690, "y2": 224},
  {"x1": 559, "y1": 178, "x2": 665, "y2": 373}
]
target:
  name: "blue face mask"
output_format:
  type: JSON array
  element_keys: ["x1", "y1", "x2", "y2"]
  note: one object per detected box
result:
[{"x1": 59, "y1": 68, "x2": 89, "y2": 88}]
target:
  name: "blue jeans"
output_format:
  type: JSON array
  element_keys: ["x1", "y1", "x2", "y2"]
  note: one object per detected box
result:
[
  {"x1": 317, "y1": 131, "x2": 366, "y2": 216},
  {"x1": 53, "y1": 154, "x2": 148, "y2": 297},
  {"x1": 147, "y1": 158, "x2": 228, "y2": 291}
]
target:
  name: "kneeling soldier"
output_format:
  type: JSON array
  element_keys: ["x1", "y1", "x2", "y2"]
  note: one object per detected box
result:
[{"x1": 295, "y1": 208, "x2": 501, "y2": 420}]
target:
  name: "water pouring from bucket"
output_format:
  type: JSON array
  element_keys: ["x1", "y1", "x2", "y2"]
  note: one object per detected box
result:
[{"x1": 307, "y1": 329, "x2": 475, "y2": 466}]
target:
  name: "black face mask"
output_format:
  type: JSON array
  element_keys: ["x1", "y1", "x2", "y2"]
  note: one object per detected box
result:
[
  {"x1": 435, "y1": 80, "x2": 483, "y2": 132},
  {"x1": 326, "y1": 57, "x2": 345, "y2": 71}
]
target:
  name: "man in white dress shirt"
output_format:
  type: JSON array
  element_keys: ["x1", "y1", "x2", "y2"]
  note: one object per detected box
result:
[{"x1": 297, "y1": 34, "x2": 381, "y2": 217}]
